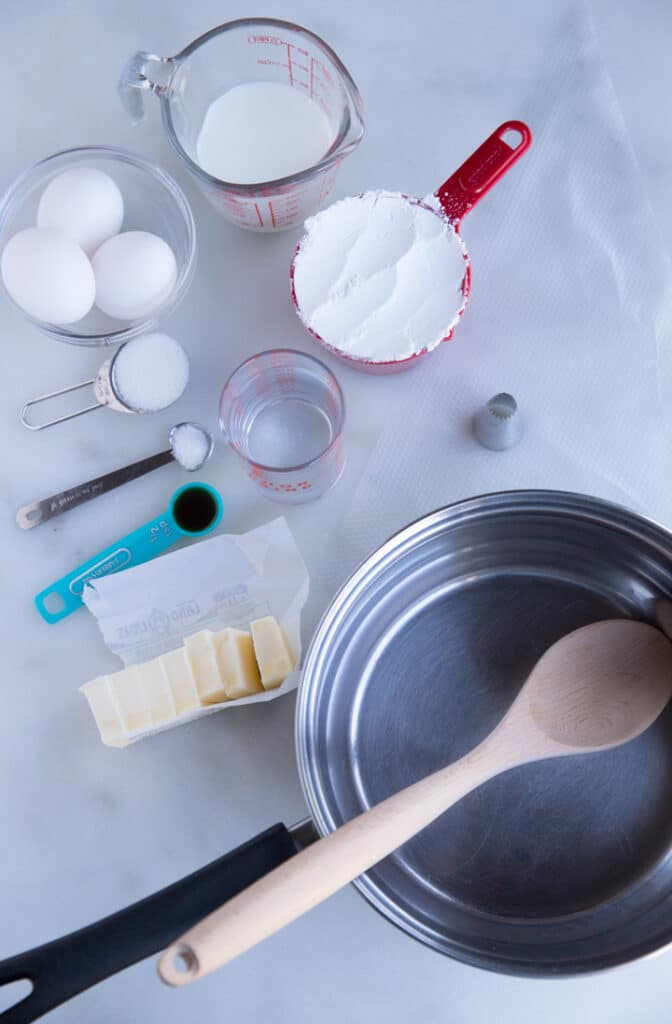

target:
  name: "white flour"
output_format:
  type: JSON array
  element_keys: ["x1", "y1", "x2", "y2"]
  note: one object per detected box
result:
[{"x1": 292, "y1": 191, "x2": 468, "y2": 363}]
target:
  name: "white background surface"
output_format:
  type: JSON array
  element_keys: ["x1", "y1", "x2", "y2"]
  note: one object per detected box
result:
[{"x1": 1, "y1": 2, "x2": 672, "y2": 1022}]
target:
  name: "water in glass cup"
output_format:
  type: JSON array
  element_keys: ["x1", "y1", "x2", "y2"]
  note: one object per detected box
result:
[{"x1": 220, "y1": 350, "x2": 345, "y2": 503}]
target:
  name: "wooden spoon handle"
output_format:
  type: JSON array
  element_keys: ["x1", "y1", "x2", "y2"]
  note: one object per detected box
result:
[{"x1": 158, "y1": 740, "x2": 513, "y2": 986}]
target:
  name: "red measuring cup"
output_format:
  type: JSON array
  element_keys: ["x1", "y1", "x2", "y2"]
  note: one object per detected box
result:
[{"x1": 290, "y1": 120, "x2": 532, "y2": 374}]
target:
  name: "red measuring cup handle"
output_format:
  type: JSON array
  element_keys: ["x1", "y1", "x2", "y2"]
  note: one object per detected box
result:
[{"x1": 435, "y1": 120, "x2": 532, "y2": 226}]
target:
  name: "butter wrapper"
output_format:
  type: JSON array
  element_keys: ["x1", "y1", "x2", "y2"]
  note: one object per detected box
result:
[{"x1": 82, "y1": 517, "x2": 308, "y2": 743}]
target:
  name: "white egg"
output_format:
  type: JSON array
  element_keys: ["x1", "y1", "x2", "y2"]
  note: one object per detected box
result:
[
  {"x1": 37, "y1": 167, "x2": 124, "y2": 256},
  {"x1": 0, "y1": 227, "x2": 95, "y2": 324},
  {"x1": 92, "y1": 231, "x2": 177, "y2": 321}
]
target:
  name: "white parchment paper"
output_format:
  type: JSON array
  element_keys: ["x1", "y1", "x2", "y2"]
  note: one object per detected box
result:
[{"x1": 323, "y1": 10, "x2": 672, "y2": 587}]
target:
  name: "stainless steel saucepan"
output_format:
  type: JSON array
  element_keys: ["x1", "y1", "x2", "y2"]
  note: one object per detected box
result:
[{"x1": 3, "y1": 490, "x2": 672, "y2": 1021}]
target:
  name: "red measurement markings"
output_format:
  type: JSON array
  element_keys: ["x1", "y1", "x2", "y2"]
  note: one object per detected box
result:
[
  {"x1": 254, "y1": 203, "x2": 264, "y2": 228},
  {"x1": 258, "y1": 180, "x2": 297, "y2": 197},
  {"x1": 318, "y1": 59, "x2": 333, "y2": 86},
  {"x1": 286, "y1": 43, "x2": 294, "y2": 85},
  {"x1": 248, "y1": 37, "x2": 332, "y2": 102},
  {"x1": 268, "y1": 201, "x2": 276, "y2": 228}
]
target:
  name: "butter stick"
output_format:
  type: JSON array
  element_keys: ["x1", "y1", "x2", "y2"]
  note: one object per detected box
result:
[
  {"x1": 160, "y1": 647, "x2": 200, "y2": 714},
  {"x1": 137, "y1": 658, "x2": 176, "y2": 726},
  {"x1": 185, "y1": 630, "x2": 228, "y2": 705},
  {"x1": 213, "y1": 627, "x2": 262, "y2": 700},
  {"x1": 80, "y1": 676, "x2": 128, "y2": 747},
  {"x1": 250, "y1": 616, "x2": 295, "y2": 690},
  {"x1": 109, "y1": 665, "x2": 153, "y2": 733}
]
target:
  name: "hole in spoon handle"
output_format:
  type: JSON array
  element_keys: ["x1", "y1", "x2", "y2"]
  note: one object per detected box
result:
[
  {"x1": 435, "y1": 120, "x2": 532, "y2": 227},
  {"x1": 158, "y1": 945, "x2": 200, "y2": 987}
]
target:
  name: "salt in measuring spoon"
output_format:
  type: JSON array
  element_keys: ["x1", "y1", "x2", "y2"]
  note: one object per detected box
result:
[
  {"x1": 34, "y1": 481, "x2": 223, "y2": 624},
  {"x1": 16, "y1": 422, "x2": 213, "y2": 529},
  {"x1": 20, "y1": 332, "x2": 190, "y2": 430},
  {"x1": 291, "y1": 121, "x2": 532, "y2": 372}
]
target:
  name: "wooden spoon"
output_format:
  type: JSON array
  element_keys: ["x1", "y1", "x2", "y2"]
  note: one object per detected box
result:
[{"x1": 158, "y1": 620, "x2": 672, "y2": 986}]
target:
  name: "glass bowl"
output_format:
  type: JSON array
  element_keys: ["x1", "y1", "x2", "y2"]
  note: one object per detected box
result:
[{"x1": 0, "y1": 146, "x2": 197, "y2": 346}]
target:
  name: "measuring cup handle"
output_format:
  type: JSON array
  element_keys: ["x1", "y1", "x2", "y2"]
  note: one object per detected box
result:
[
  {"x1": 20, "y1": 379, "x2": 101, "y2": 432},
  {"x1": 34, "y1": 513, "x2": 181, "y2": 624},
  {"x1": 118, "y1": 51, "x2": 178, "y2": 125},
  {"x1": 435, "y1": 120, "x2": 532, "y2": 227}
]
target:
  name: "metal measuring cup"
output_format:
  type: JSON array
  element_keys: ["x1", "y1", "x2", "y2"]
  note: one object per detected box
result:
[
  {"x1": 20, "y1": 332, "x2": 190, "y2": 430},
  {"x1": 16, "y1": 422, "x2": 213, "y2": 529}
]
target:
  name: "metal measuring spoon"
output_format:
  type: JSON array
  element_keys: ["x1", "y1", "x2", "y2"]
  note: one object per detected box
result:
[{"x1": 16, "y1": 422, "x2": 213, "y2": 529}]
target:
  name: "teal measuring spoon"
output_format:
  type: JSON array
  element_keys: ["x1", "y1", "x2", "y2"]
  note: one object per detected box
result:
[{"x1": 35, "y1": 482, "x2": 224, "y2": 624}]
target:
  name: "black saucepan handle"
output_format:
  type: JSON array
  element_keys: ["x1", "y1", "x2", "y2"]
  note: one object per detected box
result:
[{"x1": 0, "y1": 823, "x2": 299, "y2": 1024}]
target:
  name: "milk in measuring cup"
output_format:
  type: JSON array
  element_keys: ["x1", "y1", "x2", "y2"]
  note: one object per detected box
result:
[{"x1": 196, "y1": 82, "x2": 333, "y2": 184}]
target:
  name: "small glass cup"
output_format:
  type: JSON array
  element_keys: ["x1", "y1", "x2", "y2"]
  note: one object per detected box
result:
[
  {"x1": 219, "y1": 349, "x2": 345, "y2": 503},
  {"x1": 119, "y1": 18, "x2": 365, "y2": 232},
  {"x1": 0, "y1": 146, "x2": 196, "y2": 347}
]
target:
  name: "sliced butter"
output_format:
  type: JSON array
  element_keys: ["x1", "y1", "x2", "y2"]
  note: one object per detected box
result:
[
  {"x1": 109, "y1": 665, "x2": 152, "y2": 733},
  {"x1": 137, "y1": 658, "x2": 175, "y2": 726},
  {"x1": 213, "y1": 627, "x2": 262, "y2": 700},
  {"x1": 250, "y1": 616, "x2": 295, "y2": 690},
  {"x1": 160, "y1": 647, "x2": 200, "y2": 714},
  {"x1": 80, "y1": 676, "x2": 128, "y2": 747},
  {"x1": 185, "y1": 630, "x2": 228, "y2": 705}
]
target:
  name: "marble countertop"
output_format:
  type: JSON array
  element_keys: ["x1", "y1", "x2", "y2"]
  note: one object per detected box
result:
[{"x1": 2, "y1": 1, "x2": 672, "y2": 1021}]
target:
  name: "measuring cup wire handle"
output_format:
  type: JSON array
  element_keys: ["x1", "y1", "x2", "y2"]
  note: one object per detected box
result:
[
  {"x1": 34, "y1": 512, "x2": 181, "y2": 625},
  {"x1": 118, "y1": 51, "x2": 177, "y2": 124},
  {"x1": 435, "y1": 120, "x2": 532, "y2": 227},
  {"x1": 16, "y1": 450, "x2": 175, "y2": 530},
  {"x1": 20, "y1": 379, "x2": 101, "y2": 432}
]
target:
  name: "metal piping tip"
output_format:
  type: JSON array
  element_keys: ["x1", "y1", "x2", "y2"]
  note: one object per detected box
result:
[{"x1": 473, "y1": 393, "x2": 523, "y2": 451}]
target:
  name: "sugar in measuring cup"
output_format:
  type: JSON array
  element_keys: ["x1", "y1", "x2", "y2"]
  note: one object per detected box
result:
[
  {"x1": 21, "y1": 332, "x2": 190, "y2": 430},
  {"x1": 35, "y1": 482, "x2": 224, "y2": 624},
  {"x1": 291, "y1": 121, "x2": 532, "y2": 372},
  {"x1": 219, "y1": 350, "x2": 345, "y2": 502},
  {"x1": 119, "y1": 18, "x2": 364, "y2": 232}
]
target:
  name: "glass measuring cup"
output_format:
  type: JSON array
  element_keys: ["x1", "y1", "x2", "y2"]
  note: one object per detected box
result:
[
  {"x1": 219, "y1": 350, "x2": 345, "y2": 503},
  {"x1": 291, "y1": 121, "x2": 532, "y2": 372},
  {"x1": 119, "y1": 18, "x2": 365, "y2": 233}
]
